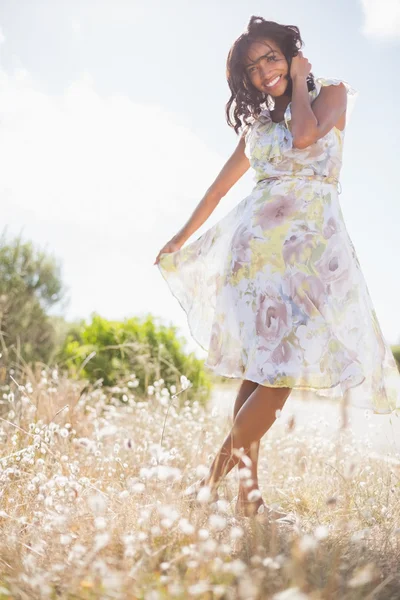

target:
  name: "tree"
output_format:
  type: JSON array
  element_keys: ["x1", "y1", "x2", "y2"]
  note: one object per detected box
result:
[{"x1": 0, "y1": 229, "x2": 65, "y2": 368}]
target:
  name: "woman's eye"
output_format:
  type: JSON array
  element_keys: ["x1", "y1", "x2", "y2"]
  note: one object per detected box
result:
[{"x1": 248, "y1": 55, "x2": 276, "y2": 74}]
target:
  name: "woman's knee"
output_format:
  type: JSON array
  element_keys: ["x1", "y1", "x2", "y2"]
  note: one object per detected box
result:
[
  {"x1": 232, "y1": 385, "x2": 292, "y2": 439},
  {"x1": 232, "y1": 380, "x2": 258, "y2": 419}
]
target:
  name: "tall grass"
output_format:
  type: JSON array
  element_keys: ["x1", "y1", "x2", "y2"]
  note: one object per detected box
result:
[{"x1": 0, "y1": 365, "x2": 399, "y2": 599}]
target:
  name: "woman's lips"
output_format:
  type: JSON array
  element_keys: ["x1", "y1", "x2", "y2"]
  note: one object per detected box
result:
[{"x1": 264, "y1": 74, "x2": 282, "y2": 90}]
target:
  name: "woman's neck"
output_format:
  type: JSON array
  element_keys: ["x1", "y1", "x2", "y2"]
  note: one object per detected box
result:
[
  {"x1": 272, "y1": 94, "x2": 291, "y2": 113},
  {"x1": 269, "y1": 94, "x2": 291, "y2": 122}
]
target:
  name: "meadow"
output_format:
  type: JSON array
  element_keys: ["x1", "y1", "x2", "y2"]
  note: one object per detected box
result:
[{"x1": 1, "y1": 366, "x2": 400, "y2": 599}]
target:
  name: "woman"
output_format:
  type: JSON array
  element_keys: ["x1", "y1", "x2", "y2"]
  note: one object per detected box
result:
[{"x1": 154, "y1": 16, "x2": 400, "y2": 521}]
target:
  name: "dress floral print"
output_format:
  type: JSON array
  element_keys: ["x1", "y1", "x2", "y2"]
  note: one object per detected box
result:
[{"x1": 158, "y1": 77, "x2": 400, "y2": 415}]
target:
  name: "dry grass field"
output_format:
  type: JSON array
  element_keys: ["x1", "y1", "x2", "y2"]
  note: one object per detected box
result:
[{"x1": 0, "y1": 368, "x2": 400, "y2": 599}]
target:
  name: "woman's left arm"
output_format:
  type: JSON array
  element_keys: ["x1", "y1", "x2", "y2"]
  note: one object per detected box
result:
[{"x1": 289, "y1": 52, "x2": 347, "y2": 149}]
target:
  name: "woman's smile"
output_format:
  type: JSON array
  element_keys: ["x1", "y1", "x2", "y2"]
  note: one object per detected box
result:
[{"x1": 264, "y1": 74, "x2": 283, "y2": 90}]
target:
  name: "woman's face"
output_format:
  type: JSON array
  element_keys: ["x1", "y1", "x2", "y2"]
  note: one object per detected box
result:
[{"x1": 244, "y1": 38, "x2": 289, "y2": 98}]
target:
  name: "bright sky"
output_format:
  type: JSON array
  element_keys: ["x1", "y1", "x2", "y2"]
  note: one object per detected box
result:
[{"x1": 1, "y1": 0, "x2": 399, "y2": 361}]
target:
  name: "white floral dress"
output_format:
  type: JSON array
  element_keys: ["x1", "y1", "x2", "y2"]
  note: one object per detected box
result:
[{"x1": 157, "y1": 77, "x2": 400, "y2": 414}]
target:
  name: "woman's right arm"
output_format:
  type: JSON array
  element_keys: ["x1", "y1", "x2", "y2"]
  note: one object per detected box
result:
[{"x1": 154, "y1": 133, "x2": 250, "y2": 264}]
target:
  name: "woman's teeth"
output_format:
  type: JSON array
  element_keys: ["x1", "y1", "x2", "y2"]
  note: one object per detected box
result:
[{"x1": 266, "y1": 75, "x2": 281, "y2": 88}]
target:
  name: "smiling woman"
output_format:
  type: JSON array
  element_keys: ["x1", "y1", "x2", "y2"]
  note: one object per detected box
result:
[{"x1": 155, "y1": 14, "x2": 400, "y2": 519}]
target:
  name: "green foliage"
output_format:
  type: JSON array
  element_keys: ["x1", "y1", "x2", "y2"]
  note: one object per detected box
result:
[
  {"x1": 392, "y1": 345, "x2": 400, "y2": 370},
  {"x1": 57, "y1": 313, "x2": 213, "y2": 404},
  {"x1": 0, "y1": 230, "x2": 65, "y2": 368}
]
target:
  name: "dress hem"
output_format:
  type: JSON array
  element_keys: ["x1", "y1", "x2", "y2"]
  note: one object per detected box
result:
[
  {"x1": 157, "y1": 260, "x2": 210, "y2": 352},
  {"x1": 203, "y1": 364, "x2": 399, "y2": 416},
  {"x1": 158, "y1": 260, "x2": 399, "y2": 416}
]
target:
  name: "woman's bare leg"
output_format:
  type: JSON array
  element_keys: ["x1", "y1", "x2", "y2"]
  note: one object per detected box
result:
[
  {"x1": 193, "y1": 380, "x2": 257, "y2": 497},
  {"x1": 232, "y1": 381, "x2": 261, "y2": 502},
  {"x1": 203, "y1": 383, "x2": 292, "y2": 514}
]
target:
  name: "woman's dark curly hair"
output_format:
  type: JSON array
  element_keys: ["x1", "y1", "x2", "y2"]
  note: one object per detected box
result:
[{"x1": 226, "y1": 16, "x2": 316, "y2": 134}]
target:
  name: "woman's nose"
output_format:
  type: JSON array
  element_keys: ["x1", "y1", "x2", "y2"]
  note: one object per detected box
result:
[{"x1": 259, "y1": 63, "x2": 270, "y2": 80}]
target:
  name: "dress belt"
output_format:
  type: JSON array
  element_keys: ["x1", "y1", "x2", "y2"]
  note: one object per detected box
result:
[{"x1": 256, "y1": 174, "x2": 342, "y2": 195}]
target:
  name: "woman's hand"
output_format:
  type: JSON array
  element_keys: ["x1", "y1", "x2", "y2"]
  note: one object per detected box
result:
[
  {"x1": 290, "y1": 50, "x2": 312, "y2": 80},
  {"x1": 154, "y1": 237, "x2": 183, "y2": 265}
]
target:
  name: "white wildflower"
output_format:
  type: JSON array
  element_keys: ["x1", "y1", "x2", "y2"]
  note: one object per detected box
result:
[
  {"x1": 60, "y1": 534, "x2": 72, "y2": 545},
  {"x1": 94, "y1": 517, "x2": 107, "y2": 530},
  {"x1": 179, "y1": 518, "x2": 195, "y2": 535},
  {"x1": 168, "y1": 582, "x2": 183, "y2": 596},
  {"x1": 88, "y1": 493, "x2": 107, "y2": 515},
  {"x1": 144, "y1": 591, "x2": 160, "y2": 600},
  {"x1": 195, "y1": 464, "x2": 209, "y2": 478},
  {"x1": 131, "y1": 482, "x2": 145, "y2": 493},
  {"x1": 238, "y1": 467, "x2": 252, "y2": 480},
  {"x1": 94, "y1": 532, "x2": 110, "y2": 551},
  {"x1": 196, "y1": 486, "x2": 212, "y2": 504},
  {"x1": 263, "y1": 557, "x2": 281, "y2": 569},
  {"x1": 188, "y1": 582, "x2": 210, "y2": 596},
  {"x1": 348, "y1": 563, "x2": 375, "y2": 587},
  {"x1": 229, "y1": 559, "x2": 247, "y2": 576},
  {"x1": 272, "y1": 587, "x2": 310, "y2": 600},
  {"x1": 160, "y1": 518, "x2": 173, "y2": 530},
  {"x1": 198, "y1": 528, "x2": 209, "y2": 540},
  {"x1": 314, "y1": 525, "x2": 329, "y2": 540},
  {"x1": 201, "y1": 538, "x2": 217, "y2": 554},
  {"x1": 247, "y1": 489, "x2": 262, "y2": 502},
  {"x1": 230, "y1": 526, "x2": 244, "y2": 540},
  {"x1": 209, "y1": 514, "x2": 227, "y2": 532},
  {"x1": 68, "y1": 543, "x2": 87, "y2": 561},
  {"x1": 298, "y1": 534, "x2": 318, "y2": 553},
  {"x1": 215, "y1": 499, "x2": 230, "y2": 513},
  {"x1": 180, "y1": 375, "x2": 191, "y2": 390}
]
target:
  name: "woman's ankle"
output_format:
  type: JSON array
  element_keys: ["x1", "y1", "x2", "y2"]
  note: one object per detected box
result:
[{"x1": 238, "y1": 483, "x2": 261, "y2": 501}]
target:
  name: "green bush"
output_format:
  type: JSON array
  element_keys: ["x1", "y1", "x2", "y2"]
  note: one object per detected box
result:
[
  {"x1": 57, "y1": 313, "x2": 213, "y2": 404},
  {"x1": 392, "y1": 345, "x2": 400, "y2": 370},
  {"x1": 0, "y1": 230, "x2": 65, "y2": 370}
]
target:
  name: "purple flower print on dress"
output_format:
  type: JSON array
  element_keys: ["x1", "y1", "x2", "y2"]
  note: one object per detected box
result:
[
  {"x1": 253, "y1": 193, "x2": 299, "y2": 230},
  {"x1": 282, "y1": 224, "x2": 317, "y2": 266},
  {"x1": 270, "y1": 338, "x2": 295, "y2": 366},
  {"x1": 256, "y1": 284, "x2": 293, "y2": 351},
  {"x1": 286, "y1": 271, "x2": 327, "y2": 318},
  {"x1": 322, "y1": 216, "x2": 338, "y2": 240},
  {"x1": 207, "y1": 321, "x2": 224, "y2": 368},
  {"x1": 231, "y1": 224, "x2": 254, "y2": 275},
  {"x1": 314, "y1": 232, "x2": 353, "y2": 295},
  {"x1": 255, "y1": 335, "x2": 303, "y2": 381}
]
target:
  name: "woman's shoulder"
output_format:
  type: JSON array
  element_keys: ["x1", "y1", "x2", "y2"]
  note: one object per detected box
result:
[
  {"x1": 312, "y1": 76, "x2": 359, "y2": 124},
  {"x1": 313, "y1": 76, "x2": 358, "y2": 98}
]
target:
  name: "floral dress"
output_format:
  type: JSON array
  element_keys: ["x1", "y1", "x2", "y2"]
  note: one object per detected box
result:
[{"x1": 157, "y1": 77, "x2": 400, "y2": 415}]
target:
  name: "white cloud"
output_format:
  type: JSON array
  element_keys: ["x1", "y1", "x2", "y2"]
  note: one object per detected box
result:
[
  {"x1": 0, "y1": 63, "x2": 241, "y2": 357},
  {"x1": 360, "y1": 0, "x2": 400, "y2": 39}
]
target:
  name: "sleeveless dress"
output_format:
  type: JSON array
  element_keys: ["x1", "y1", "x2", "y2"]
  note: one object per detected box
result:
[{"x1": 157, "y1": 77, "x2": 400, "y2": 415}]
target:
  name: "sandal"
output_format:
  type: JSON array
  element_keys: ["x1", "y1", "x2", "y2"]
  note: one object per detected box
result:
[
  {"x1": 236, "y1": 499, "x2": 297, "y2": 524},
  {"x1": 261, "y1": 505, "x2": 298, "y2": 525}
]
